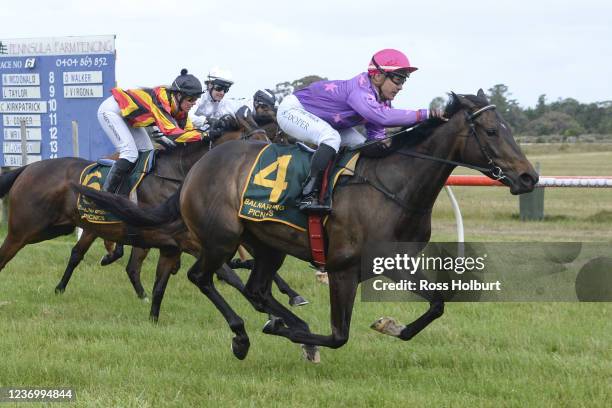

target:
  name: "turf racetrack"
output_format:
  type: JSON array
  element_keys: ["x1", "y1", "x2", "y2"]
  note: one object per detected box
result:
[{"x1": 0, "y1": 144, "x2": 610, "y2": 406}]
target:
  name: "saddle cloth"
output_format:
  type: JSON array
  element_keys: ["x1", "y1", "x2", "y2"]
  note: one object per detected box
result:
[
  {"x1": 239, "y1": 144, "x2": 359, "y2": 231},
  {"x1": 77, "y1": 150, "x2": 156, "y2": 223}
]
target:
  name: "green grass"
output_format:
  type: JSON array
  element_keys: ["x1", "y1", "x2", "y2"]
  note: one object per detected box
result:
[{"x1": 0, "y1": 144, "x2": 611, "y2": 407}]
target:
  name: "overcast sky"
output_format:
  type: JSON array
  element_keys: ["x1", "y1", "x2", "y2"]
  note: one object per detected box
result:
[{"x1": 2, "y1": 0, "x2": 611, "y2": 108}]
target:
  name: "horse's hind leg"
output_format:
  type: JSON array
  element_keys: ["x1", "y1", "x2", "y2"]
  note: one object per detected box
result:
[
  {"x1": 273, "y1": 272, "x2": 309, "y2": 307},
  {"x1": 149, "y1": 248, "x2": 181, "y2": 322},
  {"x1": 259, "y1": 263, "x2": 360, "y2": 350},
  {"x1": 241, "y1": 246, "x2": 320, "y2": 360},
  {"x1": 188, "y1": 249, "x2": 250, "y2": 360},
  {"x1": 370, "y1": 268, "x2": 444, "y2": 341},
  {"x1": 0, "y1": 233, "x2": 27, "y2": 272},
  {"x1": 55, "y1": 229, "x2": 97, "y2": 294},
  {"x1": 125, "y1": 247, "x2": 149, "y2": 299}
]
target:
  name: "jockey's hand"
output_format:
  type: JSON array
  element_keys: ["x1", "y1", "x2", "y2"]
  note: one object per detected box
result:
[
  {"x1": 158, "y1": 135, "x2": 176, "y2": 148},
  {"x1": 429, "y1": 108, "x2": 448, "y2": 121},
  {"x1": 197, "y1": 123, "x2": 211, "y2": 133},
  {"x1": 381, "y1": 138, "x2": 393, "y2": 148},
  {"x1": 149, "y1": 126, "x2": 163, "y2": 138}
]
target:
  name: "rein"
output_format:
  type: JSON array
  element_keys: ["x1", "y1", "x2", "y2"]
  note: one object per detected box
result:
[
  {"x1": 342, "y1": 103, "x2": 502, "y2": 212},
  {"x1": 351, "y1": 104, "x2": 503, "y2": 178},
  {"x1": 151, "y1": 126, "x2": 267, "y2": 184}
]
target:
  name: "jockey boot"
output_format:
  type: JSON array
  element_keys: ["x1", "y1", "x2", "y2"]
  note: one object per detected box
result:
[
  {"x1": 299, "y1": 143, "x2": 336, "y2": 213},
  {"x1": 102, "y1": 158, "x2": 135, "y2": 194}
]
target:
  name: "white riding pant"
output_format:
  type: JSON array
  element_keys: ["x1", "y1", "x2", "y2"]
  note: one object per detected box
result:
[
  {"x1": 277, "y1": 94, "x2": 365, "y2": 152},
  {"x1": 97, "y1": 96, "x2": 153, "y2": 163}
]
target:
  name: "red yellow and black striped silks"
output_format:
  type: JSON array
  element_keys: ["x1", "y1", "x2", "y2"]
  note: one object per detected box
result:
[{"x1": 110, "y1": 86, "x2": 202, "y2": 143}]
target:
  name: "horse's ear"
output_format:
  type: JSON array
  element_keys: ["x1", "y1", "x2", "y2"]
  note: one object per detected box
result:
[
  {"x1": 477, "y1": 88, "x2": 487, "y2": 100},
  {"x1": 445, "y1": 92, "x2": 460, "y2": 116}
]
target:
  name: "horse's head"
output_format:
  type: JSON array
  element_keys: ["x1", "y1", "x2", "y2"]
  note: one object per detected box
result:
[
  {"x1": 254, "y1": 104, "x2": 277, "y2": 124},
  {"x1": 447, "y1": 89, "x2": 538, "y2": 194}
]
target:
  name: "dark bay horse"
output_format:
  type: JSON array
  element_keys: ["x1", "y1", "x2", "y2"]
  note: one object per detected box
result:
[
  {"x1": 0, "y1": 126, "x2": 303, "y2": 321},
  {"x1": 76, "y1": 90, "x2": 538, "y2": 360}
]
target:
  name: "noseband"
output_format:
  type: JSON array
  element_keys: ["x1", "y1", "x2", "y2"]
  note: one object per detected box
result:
[{"x1": 463, "y1": 104, "x2": 506, "y2": 181}]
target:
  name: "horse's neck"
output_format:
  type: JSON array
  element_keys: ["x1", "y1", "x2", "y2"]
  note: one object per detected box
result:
[
  {"x1": 156, "y1": 142, "x2": 209, "y2": 179},
  {"x1": 372, "y1": 122, "x2": 464, "y2": 211}
]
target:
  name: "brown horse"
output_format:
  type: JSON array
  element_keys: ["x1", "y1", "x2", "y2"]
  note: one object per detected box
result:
[
  {"x1": 76, "y1": 90, "x2": 538, "y2": 360},
  {"x1": 96, "y1": 117, "x2": 307, "y2": 307},
  {"x1": 0, "y1": 126, "x2": 304, "y2": 321}
]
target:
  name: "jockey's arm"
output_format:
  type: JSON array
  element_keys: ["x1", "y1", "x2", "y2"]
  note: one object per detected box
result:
[{"x1": 347, "y1": 89, "x2": 429, "y2": 139}]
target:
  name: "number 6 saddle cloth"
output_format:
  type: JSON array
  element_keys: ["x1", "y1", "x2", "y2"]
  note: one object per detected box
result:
[
  {"x1": 239, "y1": 144, "x2": 360, "y2": 231},
  {"x1": 77, "y1": 150, "x2": 156, "y2": 223}
]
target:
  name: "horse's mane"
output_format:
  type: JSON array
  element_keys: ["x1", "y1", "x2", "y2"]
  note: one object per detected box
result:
[
  {"x1": 391, "y1": 117, "x2": 446, "y2": 150},
  {"x1": 390, "y1": 92, "x2": 487, "y2": 151}
]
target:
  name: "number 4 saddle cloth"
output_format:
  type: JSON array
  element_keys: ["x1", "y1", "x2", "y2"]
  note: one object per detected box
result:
[
  {"x1": 77, "y1": 150, "x2": 156, "y2": 223},
  {"x1": 239, "y1": 144, "x2": 360, "y2": 231}
]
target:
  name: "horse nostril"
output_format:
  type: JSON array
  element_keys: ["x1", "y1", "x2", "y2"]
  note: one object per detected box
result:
[{"x1": 520, "y1": 172, "x2": 538, "y2": 187}]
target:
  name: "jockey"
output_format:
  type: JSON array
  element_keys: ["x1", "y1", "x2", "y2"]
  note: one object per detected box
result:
[
  {"x1": 191, "y1": 67, "x2": 242, "y2": 129},
  {"x1": 233, "y1": 88, "x2": 278, "y2": 130},
  {"x1": 251, "y1": 88, "x2": 277, "y2": 125},
  {"x1": 277, "y1": 48, "x2": 445, "y2": 213},
  {"x1": 97, "y1": 68, "x2": 204, "y2": 193}
]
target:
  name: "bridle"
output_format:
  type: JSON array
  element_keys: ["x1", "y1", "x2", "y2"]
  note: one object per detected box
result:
[
  {"x1": 389, "y1": 103, "x2": 506, "y2": 182},
  {"x1": 463, "y1": 104, "x2": 505, "y2": 180},
  {"x1": 343, "y1": 103, "x2": 507, "y2": 213},
  {"x1": 242, "y1": 129, "x2": 270, "y2": 143}
]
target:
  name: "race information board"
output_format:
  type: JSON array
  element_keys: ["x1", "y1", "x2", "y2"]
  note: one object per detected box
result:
[{"x1": 0, "y1": 35, "x2": 116, "y2": 166}]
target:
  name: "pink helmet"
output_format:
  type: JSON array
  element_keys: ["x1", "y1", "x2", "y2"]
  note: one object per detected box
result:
[{"x1": 367, "y1": 49, "x2": 418, "y2": 75}]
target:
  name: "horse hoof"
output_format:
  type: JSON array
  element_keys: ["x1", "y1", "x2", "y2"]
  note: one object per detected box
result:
[
  {"x1": 141, "y1": 296, "x2": 150, "y2": 303},
  {"x1": 54, "y1": 286, "x2": 65, "y2": 295},
  {"x1": 100, "y1": 255, "x2": 113, "y2": 266},
  {"x1": 262, "y1": 317, "x2": 285, "y2": 334},
  {"x1": 149, "y1": 314, "x2": 159, "y2": 324},
  {"x1": 231, "y1": 336, "x2": 250, "y2": 360},
  {"x1": 301, "y1": 344, "x2": 321, "y2": 363},
  {"x1": 370, "y1": 316, "x2": 405, "y2": 337},
  {"x1": 315, "y1": 271, "x2": 329, "y2": 285},
  {"x1": 289, "y1": 296, "x2": 309, "y2": 307}
]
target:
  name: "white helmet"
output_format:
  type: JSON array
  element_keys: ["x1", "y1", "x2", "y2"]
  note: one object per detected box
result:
[{"x1": 207, "y1": 67, "x2": 234, "y2": 86}]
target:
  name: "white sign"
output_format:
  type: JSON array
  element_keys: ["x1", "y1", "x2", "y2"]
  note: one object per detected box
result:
[
  {"x1": 2, "y1": 87, "x2": 41, "y2": 99},
  {"x1": 3, "y1": 127, "x2": 42, "y2": 140},
  {"x1": 3, "y1": 154, "x2": 41, "y2": 166},
  {"x1": 0, "y1": 101, "x2": 47, "y2": 113},
  {"x1": 0, "y1": 35, "x2": 115, "y2": 57},
  {"x1": 2, "y1": 114, "x2": 41, "y2": 126},
  {"x1": 1, "y1": 73, "x2": 40, "y2": 86},
  {"x1": 3, "y1": 141, "x2": 41, "y2": 154},
  {"x1": 64, "y1": 85, "x2": 103, "y2": 98},
  {"x1": 63, "y1": 71, "x2": 103, "y2": 84}
]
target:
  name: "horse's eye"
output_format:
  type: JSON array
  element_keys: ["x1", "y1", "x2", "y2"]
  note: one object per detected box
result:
[{"x1": 486, "y1": 128, "x2": 497, "y2": 136}]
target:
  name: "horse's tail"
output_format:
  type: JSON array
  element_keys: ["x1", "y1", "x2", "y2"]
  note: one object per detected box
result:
[
  {"x1": 0, "y1": 166, "x2": 27, "y2": 198},
  {"x1": 71, "y1": 184, "x2": 182, "y2": 227}
]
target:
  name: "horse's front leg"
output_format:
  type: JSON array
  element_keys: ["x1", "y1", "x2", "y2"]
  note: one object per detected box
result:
[
  {"x1": 100, "y1": 241, "x2": 124, "y2": 266},
  {"x1": 273, "y1": 272, "x2": 309, "y2": 307},
  {"x1": 149, "y1": 248, "x2": 181, "y2": 322},
  {"x1": 125, "y1": 247, "x2": 150, "y2": 300}
]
